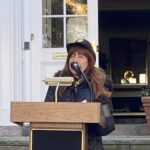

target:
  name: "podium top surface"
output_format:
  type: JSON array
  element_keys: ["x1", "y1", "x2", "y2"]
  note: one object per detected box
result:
[{"x1": 10, "y1": 102, "x2": 101, "y2": 124}]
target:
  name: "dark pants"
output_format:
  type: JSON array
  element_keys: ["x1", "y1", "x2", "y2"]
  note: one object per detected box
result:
[{"x1": 88, "y1": 136, "x2": 104, "y2": 150}]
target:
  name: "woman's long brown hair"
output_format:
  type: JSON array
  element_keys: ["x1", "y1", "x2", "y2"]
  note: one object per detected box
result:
[{"x1": 55, "y1": 46, "x2": 111, "y2": 101}]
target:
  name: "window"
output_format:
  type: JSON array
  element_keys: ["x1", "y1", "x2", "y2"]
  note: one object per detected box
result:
[
  {"x1": 42, "y1": 0, "x2": 88, "y2": 48},
  {"x1": 109, "y1": 38, "x2": 147, "y2": 85}
]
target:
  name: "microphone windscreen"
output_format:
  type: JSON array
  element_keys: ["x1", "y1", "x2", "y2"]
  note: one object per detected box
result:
[{"x1": 71, "y1": 62, "x2": 82, "y2": 77}]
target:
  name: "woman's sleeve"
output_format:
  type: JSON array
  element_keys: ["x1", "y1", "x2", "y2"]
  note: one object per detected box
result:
[
  {"x1": 44, "y1": 86, "x2": 56, "y2": 102},
  {"x1": 104, "y1": 75, "x2": 113, "y2": 112},
  {"x1": 104, "y1": 75, "x2": 113, "y2": 92},
  {"x1": 88, "y1": 76, "x2": 115, "y2": 136},
  {"x1": 88, "y1": 99, "x2": 115, "y2": 136}
]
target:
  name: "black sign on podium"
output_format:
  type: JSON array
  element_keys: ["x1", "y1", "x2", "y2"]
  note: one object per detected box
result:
[{"x1": 32, "y1": 130, "x2": 82, "y2": 150}]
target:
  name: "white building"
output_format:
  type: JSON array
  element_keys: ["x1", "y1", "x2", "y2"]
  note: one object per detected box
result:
[
  {"x1": 2, "y1": 0, "x2": 150, "y2": 127},
  {"x1": 0, "y1": 0, "x2": 99, "y2": 125}
]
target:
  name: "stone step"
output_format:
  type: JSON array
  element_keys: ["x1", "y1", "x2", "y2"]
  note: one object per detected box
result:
[
  {"x1": 103, "y1": 136, "x2": 150, "y2": 150},
  {"x1": 0, "y1": 124, "x2": 149, "y2": 136},
  {"x1": 0, "y1": 136, "x2": 150, "y2": 150},
  {"x1": 0, "y1": 124, "x2": 150, "y2": 150},
  {"x1": 0, "y1": 137, "x2": 28, "y2": 150}
]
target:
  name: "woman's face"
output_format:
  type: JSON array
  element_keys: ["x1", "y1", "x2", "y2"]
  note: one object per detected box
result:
[{"x1": 69, "y1": 51, "x2": 88, "y2": 75}]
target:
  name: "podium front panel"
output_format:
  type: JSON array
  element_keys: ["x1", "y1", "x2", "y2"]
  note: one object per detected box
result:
[{"x1": 31, "y1": 129, "x2": 83, "y2": 150}]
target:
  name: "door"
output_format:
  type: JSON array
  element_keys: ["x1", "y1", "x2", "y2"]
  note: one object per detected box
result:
[{"x1": 28, "y1": 0, "x2": 99, "y2": 101}]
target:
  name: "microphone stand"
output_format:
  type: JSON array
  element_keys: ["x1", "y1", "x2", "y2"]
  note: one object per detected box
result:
[
  {"x1": 80, "y1": 70, "x2": 93, "y2": 102},
  {"x1": 71, "y1": 62, "x2": 93, "y2": 102}
]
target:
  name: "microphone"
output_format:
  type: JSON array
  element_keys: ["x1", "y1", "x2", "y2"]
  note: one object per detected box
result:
[
  {"x1": 71, "y1": 62, "x2": 93, "y2": 102},
  {"x1": 71, "y1": 62, "x2": 82, "y2": 78}
]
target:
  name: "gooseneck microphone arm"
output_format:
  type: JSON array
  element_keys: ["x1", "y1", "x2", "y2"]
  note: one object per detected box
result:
[{"x1": 71, "y1": 62, "x2": 93, "y2": 102}]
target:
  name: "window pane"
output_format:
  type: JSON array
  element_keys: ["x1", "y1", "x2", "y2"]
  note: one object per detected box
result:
[
  {"x1": 66, "y1": 17, "x2": 87, "y2": 43},
  {"x1": 42, "y1": 0, "x2": 63, "y2": 15},
  {"x1": 42, "y1": 18, "x2": 64, "y2": 48},
  {"x1": 66, "y1": 0, "x2": 87, "y2": 15},
  {"x1": 109, "y1": 38, "x2": 147, "y2": 85}
]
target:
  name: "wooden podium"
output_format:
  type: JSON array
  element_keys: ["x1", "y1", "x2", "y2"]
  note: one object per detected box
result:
[{"x1": 10, "y1": 102, "x2": 101, "y2": 150}]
